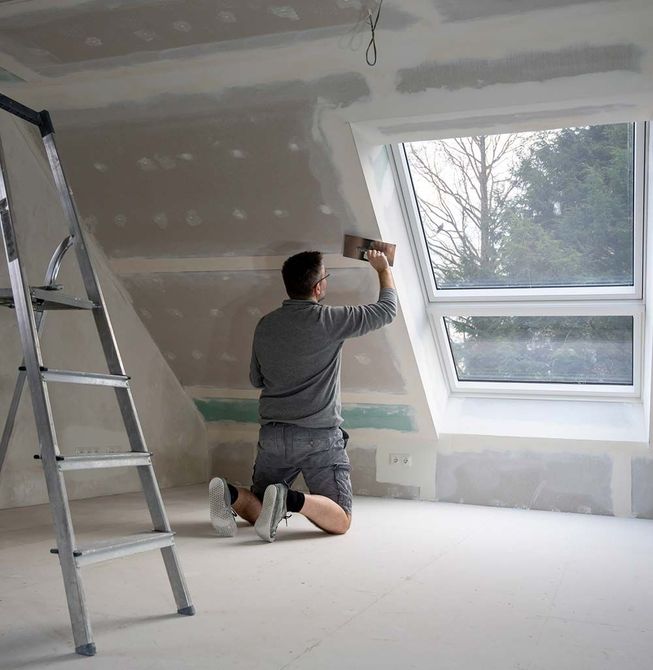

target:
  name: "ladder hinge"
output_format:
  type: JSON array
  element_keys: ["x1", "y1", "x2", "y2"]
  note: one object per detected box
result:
[
  {"x1": 33, "y1": 454, "x2": 64, "y2": 460},
  {"x1": 18, "y1": 365, "x2": 48, "y2": 372},
  {"x1": 50, "y1": 548, "x2": 82, "y2": 557}
]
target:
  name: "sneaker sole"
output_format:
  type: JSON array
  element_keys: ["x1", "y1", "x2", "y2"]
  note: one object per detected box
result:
[
  {"x1": 255, "y1": 485, "x2": 284, "y2": 543},
  {"x1": 209, "y1": 477, "x2": 237, "y2": 537}
]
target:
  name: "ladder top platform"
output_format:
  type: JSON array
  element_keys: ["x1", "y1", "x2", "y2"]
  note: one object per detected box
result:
[{"x1": 0, "y1": 286, "x2": 96, "y2": 310}]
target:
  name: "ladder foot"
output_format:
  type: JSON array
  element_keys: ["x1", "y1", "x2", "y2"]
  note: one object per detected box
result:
[
  {"x1": 177, "y1": 605, "x2": 196, "y2": 616},
  {"x1": 75, "y1": 643, "x2": 96, "y2": 656}
]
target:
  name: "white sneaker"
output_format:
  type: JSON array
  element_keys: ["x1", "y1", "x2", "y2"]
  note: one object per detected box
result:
[
  {"x1": 209, "y1": 477, "x2": 237, "y2": 537},
  {"x1": 255, "y1": 483, "x2": 289, "y2": 542}
]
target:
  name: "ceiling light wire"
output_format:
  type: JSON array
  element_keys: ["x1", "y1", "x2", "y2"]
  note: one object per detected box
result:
[{"x1": 365, "y1": 0, "x2": 383, "y2": 66}]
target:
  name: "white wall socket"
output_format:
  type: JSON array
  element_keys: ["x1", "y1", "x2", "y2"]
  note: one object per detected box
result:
[{"x1": 389, "y1": 453, "x2": 412, "y2": 467}]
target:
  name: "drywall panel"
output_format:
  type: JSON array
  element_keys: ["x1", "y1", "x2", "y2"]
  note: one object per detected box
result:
[
  {"x1": 120, "y1": 268, "x2": 406, "y2": 393},
  {"x1": 436, "y1": 450, "x2": 613, "y2": 515},
  {"x1": 0, "y1": 0, "x2": 365, "y2": 73},
  {"x1": 55, "y1": 79, "x2": 369, "y2": 258},
  {"x1": 0, "y1": 112, "x2": 207, "y2": 508}
]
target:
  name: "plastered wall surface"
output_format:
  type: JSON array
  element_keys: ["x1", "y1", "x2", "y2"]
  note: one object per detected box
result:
[
  {"x1": 1, "y1": 0, "x2": 653, "y2": 515},
  {"x1": 0, "y1": 113, "x2": 207, "y2": 509}
]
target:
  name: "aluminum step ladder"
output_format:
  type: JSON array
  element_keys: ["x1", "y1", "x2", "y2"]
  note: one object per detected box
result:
[{"x1": 0, "y1": 93, "x2": 194, "y2": 656}]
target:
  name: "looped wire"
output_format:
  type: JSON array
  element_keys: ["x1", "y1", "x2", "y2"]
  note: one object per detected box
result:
[{"x1": 365, "y1": 0, "x2": 383, "y2": 67}]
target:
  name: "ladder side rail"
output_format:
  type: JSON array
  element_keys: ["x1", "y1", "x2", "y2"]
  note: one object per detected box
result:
[
  {"x1": 39, "y1": 132, "x2": 176, "y2": 533},
  {"x1": 40, "y1": 135, "x2": 148, "y2": 440},
  {"x1": 0, "y1": 237, "x2": 74, "y2": 475},
  {"x1": 0, "y1": 144, "x2": 94, "y2": 653}
]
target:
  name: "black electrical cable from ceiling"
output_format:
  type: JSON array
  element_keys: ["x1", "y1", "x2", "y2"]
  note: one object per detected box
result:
[{"x1": 365, "y1": 0, "x2": 383, "y2": 66}]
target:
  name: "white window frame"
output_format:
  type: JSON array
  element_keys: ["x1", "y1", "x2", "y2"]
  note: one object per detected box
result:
[{"x1": 388, "y1": 121, "x2": 648, "y2": 401}]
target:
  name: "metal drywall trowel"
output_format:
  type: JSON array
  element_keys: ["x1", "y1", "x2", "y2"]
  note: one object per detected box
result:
[{"x1": 343, "y1": 234, "x2": 396, "y2": 267}]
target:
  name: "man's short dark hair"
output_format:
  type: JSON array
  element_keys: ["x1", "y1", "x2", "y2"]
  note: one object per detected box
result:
[{"x1": 282, "y1": 251, "x2": 323, "y2": 299}]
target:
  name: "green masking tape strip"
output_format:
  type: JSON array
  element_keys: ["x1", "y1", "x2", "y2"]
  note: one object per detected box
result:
[{"x1": 194, "y1": 398, "x2": 416, "y2": 432}]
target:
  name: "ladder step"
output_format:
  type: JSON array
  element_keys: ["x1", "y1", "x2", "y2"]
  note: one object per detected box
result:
[
  {"x1": 51, "y1": 531, "x2": 175, "y2": 567},
  {"x1": 52, "y1": 452, "x2": 152, "y2": 471},
  {"x1": 20, "y1": 367, "x2": 130, "y2": 387},
  {"x1": 0, "y1": 286, "x2": 96, "y2": 311}
]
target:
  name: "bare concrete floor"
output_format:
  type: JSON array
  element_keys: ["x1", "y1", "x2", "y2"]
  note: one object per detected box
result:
[{"x1": 2, "y1": 484, "x2": 653, "y2": 669}]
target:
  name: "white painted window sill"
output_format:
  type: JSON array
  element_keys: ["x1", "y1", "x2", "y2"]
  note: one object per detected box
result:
[{"x1": 439, "y1": 396, "x2": 648, "y2": 445}]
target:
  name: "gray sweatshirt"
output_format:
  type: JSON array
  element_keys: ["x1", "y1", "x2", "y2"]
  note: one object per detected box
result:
[{"x1": 250, "y1": 287, "x2": 397, "y2": 428}]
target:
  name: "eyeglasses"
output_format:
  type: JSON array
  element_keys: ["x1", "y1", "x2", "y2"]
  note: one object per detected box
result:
[{"x1": 312, "y1": 273, "x2": 330, "y2": 289}]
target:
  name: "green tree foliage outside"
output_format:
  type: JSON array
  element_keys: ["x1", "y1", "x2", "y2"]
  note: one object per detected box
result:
[{"x1": 405, "y1": 124, "x2": 635, "y2": 384}]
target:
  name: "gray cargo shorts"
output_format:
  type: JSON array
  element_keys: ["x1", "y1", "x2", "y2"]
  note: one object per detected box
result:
[{"x1": 251, "y1": 423, "x2": 353, "y2": 515}]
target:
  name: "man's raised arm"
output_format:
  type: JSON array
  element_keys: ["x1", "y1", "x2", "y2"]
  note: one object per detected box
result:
[{"x1": 322, "y1": 250, "x2": 397, "y2": 340}]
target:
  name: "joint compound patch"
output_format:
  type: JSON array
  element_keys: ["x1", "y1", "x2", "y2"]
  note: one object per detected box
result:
[
  {"x1": 397, "y1": 44, "x2": 644, "y2": 93},
  {"x1": 185, "y1": 209, "x2": 202, "y2": 226},
  {"x1": 153, "y1": 212, "x2": 168, "y2": 229},
  {"x1": 217, "y1": 10, "x2": 237, "y2": 23},
  {"x1": 269, "y1": 6, "x2": 300, "y2": 21}
]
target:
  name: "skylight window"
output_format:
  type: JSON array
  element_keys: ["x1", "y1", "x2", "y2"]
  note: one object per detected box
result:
[{"x1": 392, "y1": 122, "x2": 646, "y2": 397}]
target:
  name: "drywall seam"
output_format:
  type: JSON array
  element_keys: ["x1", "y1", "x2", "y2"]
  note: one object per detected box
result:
[
  {"x1": 185, "y1": 386, "x2": 416, "y2": 407},
  {"x1": 194, "y1": 397, "x2": 418, "y2": 432},
  {"x1": 110, "y1": 253, "x2": 365, "y2": 275}
]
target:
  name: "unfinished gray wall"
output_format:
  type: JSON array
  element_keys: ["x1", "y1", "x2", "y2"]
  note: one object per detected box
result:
[
  {"x1": 0, "y1": 112, "x2": 207, "y2": 509},
  {"x1": 1, "y1": 0, "x2": 652, "y2": 515}
]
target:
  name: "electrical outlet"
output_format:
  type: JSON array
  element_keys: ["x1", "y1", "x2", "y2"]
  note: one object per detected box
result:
[{"x1": 389, "y1": 453, "x2": 412, "y2": 467}]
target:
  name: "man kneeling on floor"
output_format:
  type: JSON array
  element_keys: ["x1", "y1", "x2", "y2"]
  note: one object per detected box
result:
[{"x1": 209, "y1": 248, "x2": 397, "y2": 542}]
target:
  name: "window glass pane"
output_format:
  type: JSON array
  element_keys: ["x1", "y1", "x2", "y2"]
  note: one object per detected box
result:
[
  {"x1": 405, "y1": 123, "x2": 634, "y2": 289},
  {"x1": 444, "y1": 316, "x2": 633, "y2": 384}
]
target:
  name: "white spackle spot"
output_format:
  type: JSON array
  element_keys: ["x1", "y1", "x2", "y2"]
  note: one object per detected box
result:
[
  {"x1": 209, "y1": 308, "x2": 223, "y2": 318},
  {"x1": 288, "y1": 141, "x2": 300, "y2": 152},
  {"x1": 139, "y1": 308, "x2": 152, "y2": 320},
  {"x1": 134, "y1": 29, "x2": 157, "y2": 42},
  {"x1": 319, "y1": 204, "x2": 333, "y2": 215},
  {"x1": 173, "y1": 20, "x2": 192, "y2": 32},
  {"x1": 165, "y1": 307, "x2": 183, "y2": 319},
  {"x1": 230, "y1": 149, "x2": 246, "y2": 159},
  {"x1": 217, "y1": 10, "x2": 236, "y2": 23},
  {"x1": 93, "y1": 162, "x2": 108, "y2": 173},
  {"x1": 155, "y1": 154, "x2": 176, "y2": 170},
  {"x1": 85, "y1": 36, "x2": 103, "y2": 47},
  {"x1": 232, "y1": 208, "x2": 247, "y2": 220},
  {"x1": 269, "y1": 6, "x2": 299, "y2": 21},
  {"x1": 221, "y1": 275, "x2": 231, "y2": 281},
  {"x1": 247, "y1": 307, "x2": 263, "y2": 318},
  {"x1": 164, "y1": 351, "x2": 176, "y2": 361},
  {"x1": 153, "y1": 211, "x2": 168, "y2": 229},
  {"x1": 354, "y1": 353, "x2": 372, "y2": 365},
  {"x1": 137, "y1": 157, "x2": 157, "y2": 172},
  {"x1": 191, "y1": 350, "x2": 204, "y2": 361},
  {"x1": 82, "y1": 215, "x2": 98, "y2": 233},
  {"x1": 273, "y1": 209, "x2": 289, "y2": 218},
  {"x1": 178, "y1": 152, "x2": 194, "y2": 161},
  {"x1": 185, "y1": 209, "x2": 202, "y2": 226},
  {"x1": 220, "y1": 352, "x2": 237, "y2": 363},
  {"x1": 211, "y1": 139, "x2": 221, "y2": 148},
  {"x1": 336, "y1": 0, "x2": 362, "y2": 8},
  {"x1": 113, "y1": 214, "x2": 127, "y2": 227}
]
